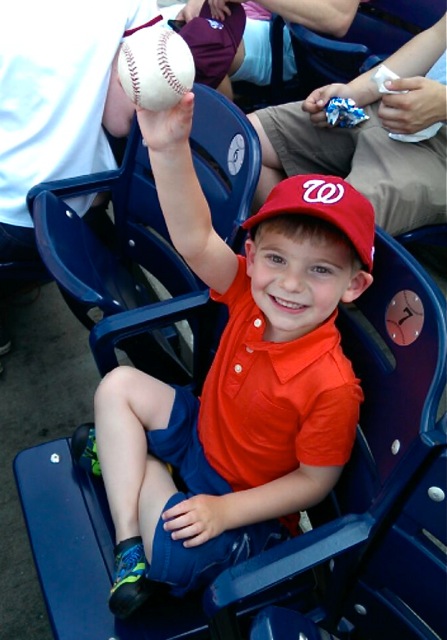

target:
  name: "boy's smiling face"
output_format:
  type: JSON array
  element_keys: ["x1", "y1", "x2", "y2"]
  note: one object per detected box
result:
[{"x1": 245, "y1": 227, "x2": 371, "y2": 343}]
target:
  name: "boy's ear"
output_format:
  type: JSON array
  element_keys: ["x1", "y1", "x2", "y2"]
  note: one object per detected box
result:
[
  {"x1": 341, "y1": 270, "x2": 373, "y2": 303},
  {"x1": 245, "y1": 238, "x2": 256, "y2": 276}
]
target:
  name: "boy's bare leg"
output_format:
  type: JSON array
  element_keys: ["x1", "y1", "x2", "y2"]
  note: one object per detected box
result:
[
  {"x1": 138, "y1": 456, "x2": 179, "y2": 562},
  {"x1": 94, "y1": 366, "x2": 176, "y2": 545}
]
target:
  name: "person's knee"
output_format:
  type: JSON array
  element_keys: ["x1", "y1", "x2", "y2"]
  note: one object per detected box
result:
[
  {"x1": 94, "y1": 365, "x2": 136, "y2": 409},
  {"x1": 247, "y1": 112, "x2": 261, "y2": 136},
  {"x1": 247, "y1": 113, "x2": 281, "y2": 170},
  {"x1": 229, "y1": 40, "x2": 245, "y2": 76}
]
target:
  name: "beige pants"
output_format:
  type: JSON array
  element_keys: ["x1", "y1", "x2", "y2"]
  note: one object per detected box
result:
[{"x1": 256, "y1": 102, "x2": 447, "y2": 236}]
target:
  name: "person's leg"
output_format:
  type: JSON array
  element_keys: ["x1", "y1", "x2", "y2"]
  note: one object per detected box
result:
[
  {"x1": 93, "y1": 365, "x2": 178, "y2": 617},
  {"x1": 138, "y1": 455, "x2": 180, "y2": 562},
  {"x1": 248, "y1": 112, "x2": 286, "y2": 209},
  {"x1": 0, "y1": 221, "x2": 41, "y2": 299},
  {"x1": 216, "y1": 74, "x2": 235, "y2": 101},
  {"x1": 0, "y1": 222, "x2": 39, "y2": 261},
  {"x1": 229, "y1": 40, "x2": 246, "y2": 77},
  {"x1": 0, "y1": 222, "x2": 41, "y2": 358},
  {"x1": 347, "y1": 105, "x2": 447, "y2": 235},
  {"x1": 229, "y1": 20, "x2": 297, "y2": 86},
  {"x1": 248, "y1": 102, "x2": 357, "y2": 209},
  {"x1": 94, "y1": 365, "x2": 176, "y2": 544},
  {"x1": 229, "y1": 19, "x2": 272, "y2": 86}
]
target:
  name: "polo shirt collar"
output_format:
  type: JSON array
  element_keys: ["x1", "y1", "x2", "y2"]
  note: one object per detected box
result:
[{"x1": 245, "y1": 309, "x2": 340, "y2": 383}]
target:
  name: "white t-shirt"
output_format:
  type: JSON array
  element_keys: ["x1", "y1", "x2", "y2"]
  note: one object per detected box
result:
[{"x1": 0, "y1": 0, "x2": 159, "y2": 228}]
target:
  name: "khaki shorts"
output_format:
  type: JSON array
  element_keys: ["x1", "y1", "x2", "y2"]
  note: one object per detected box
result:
[{"x1": 256, "y1": 102, "x2": 447, "y2": 236}]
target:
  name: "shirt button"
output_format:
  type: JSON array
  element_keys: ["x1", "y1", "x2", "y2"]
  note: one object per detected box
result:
[
  {"x1": 234, "y1": 364, "x2": 243, "y2": 373},
  {"x1": 254, "y1": 318, "x2": 262, "y2": 328},
  {"x1": 246, "y1": 346, "x2": 254, "y2": 353}
]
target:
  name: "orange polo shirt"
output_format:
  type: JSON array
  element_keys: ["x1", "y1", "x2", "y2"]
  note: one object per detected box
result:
[{"x1": 197, "y1": 256, "x2": 363, "y2": 492}]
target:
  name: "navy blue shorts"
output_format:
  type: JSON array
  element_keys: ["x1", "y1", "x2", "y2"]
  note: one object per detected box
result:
[{"x1": 146, "y1": 386, "x2": 288, "y2": 595}]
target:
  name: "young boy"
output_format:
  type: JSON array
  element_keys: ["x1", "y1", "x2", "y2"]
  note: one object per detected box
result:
[{"x1": 72, "y1": 92, "x2": 374, "y2": 620}]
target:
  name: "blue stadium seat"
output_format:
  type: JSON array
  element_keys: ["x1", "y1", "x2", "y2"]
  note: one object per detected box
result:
[
  {"x1": 271, "y1": 0, "x2": 446, "y2": 100},
  {"x1": 14, "y1": 226, "x2": 446, "y2": 640},
  {"x1": 26, "y1": 83, "x2": 261, "y2": 380},
  {"x1": 203, "y1": 228, "x2": 447, "y2": 640}
]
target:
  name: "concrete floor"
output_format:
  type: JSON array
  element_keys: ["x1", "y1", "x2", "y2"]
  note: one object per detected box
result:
[{"x1": 0, "y1": 282, "x2": 101, "y2": 640}]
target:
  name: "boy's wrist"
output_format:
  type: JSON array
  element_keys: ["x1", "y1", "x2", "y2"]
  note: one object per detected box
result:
[{"x1": 148, "y1": 141, "x2": 191, "y2": 167}]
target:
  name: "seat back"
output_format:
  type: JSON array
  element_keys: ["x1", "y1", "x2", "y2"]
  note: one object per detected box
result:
[
  {"x1": 363, "y1": 0, "x2": 446, "y2": 31},
  {"x1": 201, "y1": 227, "x2": 446, "y2": 639},
  {"x1": 285, "y1": 0, "x2": 446, "y2": 98},
  {"x1": 298, "y1": 228, "x2": 445, "y2": 542},
  {"x1": 316, "y1": 228, "x2": 446, "y2": 637},
  {"x1": 29, "y1": 84, "x2": 260, "y2": 373},
  {"x1": 341, "y1": 443, "x2": 447, "y2": 640},
  {"x1": 123, "y1": 85, "x2": 259, "y2": 248},
  {"x1": 334, "y1": 228, "x2": 445, "y2": 507}
]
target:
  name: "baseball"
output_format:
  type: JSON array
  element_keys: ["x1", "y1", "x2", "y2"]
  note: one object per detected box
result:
[{"x1": 118, "y1": 27, "x2": 195, "y2": 112}]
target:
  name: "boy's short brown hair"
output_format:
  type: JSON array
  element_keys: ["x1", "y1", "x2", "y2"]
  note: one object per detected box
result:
[
  {"x1": 243, "y1": 175, "x2": 375, "y2": 272},
  {"x1": 251, "y1": 214, "x2": 363, "y2": 270}
]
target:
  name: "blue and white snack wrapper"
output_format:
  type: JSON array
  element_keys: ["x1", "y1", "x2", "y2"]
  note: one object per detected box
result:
[
  {"x1": 325, "y1": 97, "x2": 369, "y2": 128},
  {"x1": 372, "y1": 64, "x2": 442, "y2": 142}
]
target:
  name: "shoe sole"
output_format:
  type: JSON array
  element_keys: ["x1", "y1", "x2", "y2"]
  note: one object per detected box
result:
[{"x1": 109, "y1": 583, "x2": 154, "y2": 619}]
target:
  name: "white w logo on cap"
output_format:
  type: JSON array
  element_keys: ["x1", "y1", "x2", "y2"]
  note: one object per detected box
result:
[{"x1": 303, "y1": 179, "x2": 344, "y2": 204}]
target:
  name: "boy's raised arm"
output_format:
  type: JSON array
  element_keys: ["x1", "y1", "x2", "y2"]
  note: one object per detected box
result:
[{"x1": 136, "y1": 93, "x2": 239, "y2": 295}]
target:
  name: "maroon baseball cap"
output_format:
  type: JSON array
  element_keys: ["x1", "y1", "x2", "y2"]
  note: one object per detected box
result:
[
  {"x1": 243, "y1": 175, "x2": 375, "y2": 271},
  {"x1": 179, "y1": 2, "x2": 246, "y2": 89}
]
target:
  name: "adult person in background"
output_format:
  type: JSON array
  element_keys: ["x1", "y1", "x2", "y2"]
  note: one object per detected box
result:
[
  {"x1": 248, "y1": 14, "x2": 447, "y2": 237},
  {"x1": 174, "y1": 0, "x2": 360, "y2": 99},
  {"x1": 0, "y1": 0, "x2": 160, "y2": 372}
]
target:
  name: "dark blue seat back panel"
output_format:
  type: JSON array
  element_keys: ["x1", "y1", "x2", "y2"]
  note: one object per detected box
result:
[
  {"x1": 201, "y1": 228, "x2": 446, "y2": 638},
  {"x1": 284, "y1": 0, "x2": 446, "y2": 97},
  {"x1": 29, "y1": 84, "x2": 261, "y2": 378}
]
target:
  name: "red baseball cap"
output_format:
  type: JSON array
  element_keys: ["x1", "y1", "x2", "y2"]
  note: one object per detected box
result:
[
  {"x1": 179, "y1": 2, "x2": 246, "y2": 89},
  {"x1": 243, "y1": 175, "x2": 375, "y2": 271}
]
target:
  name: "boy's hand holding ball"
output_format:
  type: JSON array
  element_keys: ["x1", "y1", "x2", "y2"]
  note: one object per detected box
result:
[{"x1": 118, "y1": 27, "x2": 195, "y2": 112}]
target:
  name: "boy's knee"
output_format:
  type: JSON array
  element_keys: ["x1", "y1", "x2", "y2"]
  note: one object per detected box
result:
[{"x1": 94, "y1": 365, "x2": 136, "y2": 405}]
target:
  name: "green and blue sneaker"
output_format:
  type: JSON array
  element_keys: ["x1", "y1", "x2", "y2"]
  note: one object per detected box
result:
[
  {"x1": 109, "y1": 537, "x2": 154, "y2": 619},
  {"x1": 71, "y1": 423, "x2": 101, "y2": 477}
]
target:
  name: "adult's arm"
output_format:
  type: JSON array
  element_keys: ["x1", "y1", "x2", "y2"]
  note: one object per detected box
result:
[
  {"x1": 251, "y1": 0, "x2": 359, "y2": 37},
  {"x1": 303, "y1": 13, "x2": 446, "y2": 126},
  {"x1": 345, "y1": 13, "x2": 447, "y2": 106},
  {"x1": 102, "y1": 49, "x2": 136, "y2": 139}
]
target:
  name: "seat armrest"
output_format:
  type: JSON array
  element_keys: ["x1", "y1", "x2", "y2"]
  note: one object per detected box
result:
[
  {"x1": 204, "y1": 513, "x2": 374, "y2": 617},
  {"x1": 359, "y1": 53, "x2": 385, "y2": 73},
  {"x1": 26, "y1": 169, "x2": 121, "y2": 214},
  {"x1": 287, "y1": 22, "x2": 370, "y2": 55},
  {"x1": 89, "y1": 289, "x2": 211, "y2": 375}
]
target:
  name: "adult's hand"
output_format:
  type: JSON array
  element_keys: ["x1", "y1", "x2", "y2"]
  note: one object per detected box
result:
[
  {"x1": 378, "y1": 76, "x2": 447, "y2": 134},
  {"x1": 176, "y1": 0, "x2": 204, "y2": 22},
  {"x1": 302, "y1": 83, "x2": 350, "y2": 127}
]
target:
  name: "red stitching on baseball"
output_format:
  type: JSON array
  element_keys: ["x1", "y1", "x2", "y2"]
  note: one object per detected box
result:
[
  {"x1": 121, "y1": 41, "x2": 141, "y2": 105},
  {"x1": 157, "y1": 30, "x2": 190, "y2": 96}
]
